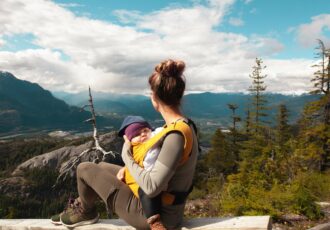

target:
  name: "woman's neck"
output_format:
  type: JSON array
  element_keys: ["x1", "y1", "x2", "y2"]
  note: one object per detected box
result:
[{"x1": 159, "y1": 105, "x2": 184, "y2": 126}]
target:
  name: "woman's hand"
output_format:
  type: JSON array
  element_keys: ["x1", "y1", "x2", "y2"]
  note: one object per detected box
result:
[
  {"x1": 121, "y1": 135, "x2": 134, "y2": 163},
  {"x1": 116, "y1": 167, "x2": 126, "y2": 182}
]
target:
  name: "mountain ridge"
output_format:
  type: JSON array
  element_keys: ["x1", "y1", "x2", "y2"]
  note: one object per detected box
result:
[
  {"x1": 0, "y1": 71, "x2": 117, "y2": 133},
  {"x1": 0, "y1": 71, "x2": 319, "y2": 134}
]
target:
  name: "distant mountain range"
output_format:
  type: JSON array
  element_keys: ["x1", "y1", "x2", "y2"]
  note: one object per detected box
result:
[
  {"x1": 54, "y1": 90, "x2": 319, "y2": 124},
  {"x1": 0, "y1": 71, "x2": 319, "y2": 135},
  {"x1": 0, "y1": 71, "x2": 118, "y2": 134}
]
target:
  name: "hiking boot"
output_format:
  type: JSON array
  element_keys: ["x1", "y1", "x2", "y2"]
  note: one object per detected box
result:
[
  {"x1": 50, "y1": 197, "x2": 75, "y2": 225},
  {"x1": 148, "y1": 214, "x2": 167, "y2": 230},
  {"x1": 50, "y1": 213, "x2": 62, "y2": 225},
  {"x1": 60, "y1": 199, "x2": 99, "y2": 228}
]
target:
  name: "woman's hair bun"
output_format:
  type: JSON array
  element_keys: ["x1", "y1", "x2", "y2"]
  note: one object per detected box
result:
[
  {"x1": 155, "y1": 59, "x2": 185, "y2": 79},
  {"x1": 149, "y1": 59, "x2": 186, "y2": 107}
]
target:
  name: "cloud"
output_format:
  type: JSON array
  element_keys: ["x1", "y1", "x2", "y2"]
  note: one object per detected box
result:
[
  {"x1": 246, "y1": 36, "x2": 285, "y2": 57},
  {"x1": 0, "y1": 0, "x2": 315, "y2": 95},
  {"x1": 265, "y1": 59, "x2": 314, "y2": 94},
  {"x1": 58, "y1": 3, "x2": 83, "y2": 8},
  {"x1": 296, "y1": 14, "x2": 330, "y2": 48},
  {"x1": 228, "y1": 17, "x2": 244, "y2": 26}
]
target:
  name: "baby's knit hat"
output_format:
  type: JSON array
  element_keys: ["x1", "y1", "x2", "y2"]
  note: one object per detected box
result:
[
  {"x1": 124, "y1": 122, "x2": 152, "y2": 141},
  {"x1": 118, "y1": 116, "x2": 152, "y2": 140}
]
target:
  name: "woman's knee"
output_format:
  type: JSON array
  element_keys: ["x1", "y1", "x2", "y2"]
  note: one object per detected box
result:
[
  {"x1": 77, "y1": 162, "x2": 95, "y2": 176},
  {"x1": 98, "y1": 162, "x2": 108, "y2": 168}
]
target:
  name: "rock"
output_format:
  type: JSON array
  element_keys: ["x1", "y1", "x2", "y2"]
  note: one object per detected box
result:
[
  {"x1": 308, "y1": 222, "x2": 330, "y2": 230},
  {"x1": 0, "y1": 177, "x2": 30, "y2": 198},
  {"x1": 12, "y1": 131, "x2": 124, "y2": 177},
  {"x1": 280, "y1": 213, "x2": 308, "y2": 222}
]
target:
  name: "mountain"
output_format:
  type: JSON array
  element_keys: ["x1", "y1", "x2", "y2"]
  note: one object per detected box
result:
[
  {"x1": 53, "y1": 90, "x2": 160, "y2": 119},
  {"x1": 1, "y1": 70, "x2": 316, "y2": 133},
  {"x1": 54, "y1": 91, "x2": 319, "y2": 124},
  {"x1": 182, "y1": 92, "x2": 320, "y2": 123},
  {"x1": 53, "y1": 90, "x2": 147, "y2": 107},
  {"x1": 0, "y1": 71, "x2": 118, "y2": 133}
]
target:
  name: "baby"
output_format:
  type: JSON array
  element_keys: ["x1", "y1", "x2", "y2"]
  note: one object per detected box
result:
[{"x1": 117, "y1": 116, "x2": 166, "y2": 230}]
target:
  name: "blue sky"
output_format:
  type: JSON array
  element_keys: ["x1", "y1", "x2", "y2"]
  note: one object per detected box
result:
[
  {"x1": 52, "y1": 0, "x2": 330, "y2": 59},
  {"x1": 0, "y1": 0, "x2": 329, "y2": 94}
]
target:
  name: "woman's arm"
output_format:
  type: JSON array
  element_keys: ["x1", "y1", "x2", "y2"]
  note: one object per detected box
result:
[{"x1": 122, "y1": 132, "x2": 184, "y2": 197}]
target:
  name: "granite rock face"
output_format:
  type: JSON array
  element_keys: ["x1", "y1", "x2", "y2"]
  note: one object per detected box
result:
[{"x1": 11, "y1": 131, "x2": 124, "y2": 177}]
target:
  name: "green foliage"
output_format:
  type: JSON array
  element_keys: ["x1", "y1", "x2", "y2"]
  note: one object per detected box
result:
[
  {"x1": 292, "y1": 185, "x2": 321, "y2": 220},
  {"x1": 219, "y1": 172, "x2": 327, "y2": 220},
  {"x1": 189, "y1": 187, "x2": 208, "y2": 200},
  {"x1": 204, "y1": 129, "x2": 236, "y2": 175},
  {"x1": 194, "y1": 47, "x2": 330, "y2": 222},
  {"x1": 248, "y1": 57, "x2": 269, "y2": 133},
  {"x1": 0, "y1": 167, "x2": 80, "y2": 218},
  {"x1": 276, "y1": 104, "x2": 291, "y2": 146}
]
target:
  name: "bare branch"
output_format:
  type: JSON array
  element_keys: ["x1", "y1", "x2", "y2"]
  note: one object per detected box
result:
[{"x1": 53, "y1": 86, "x2": 118, "y2": 187}]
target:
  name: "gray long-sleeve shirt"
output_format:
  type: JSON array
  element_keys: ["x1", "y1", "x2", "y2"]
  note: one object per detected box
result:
[{"x1": 122, "y1": 125, "x2": 199, "y2": 229}]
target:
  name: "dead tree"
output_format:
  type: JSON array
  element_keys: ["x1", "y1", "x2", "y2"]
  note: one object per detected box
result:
[{"x1": 54, "y1": 87, "x2": 118, "y2": 187}]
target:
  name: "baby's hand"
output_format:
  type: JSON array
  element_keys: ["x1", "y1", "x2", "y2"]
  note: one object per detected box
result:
[
  {"x1": 116, "y1": 167, "x2": 126, "y2": 182},
  {"x1": 123, "y1": 135, "x2": 130, "y2": 144}
]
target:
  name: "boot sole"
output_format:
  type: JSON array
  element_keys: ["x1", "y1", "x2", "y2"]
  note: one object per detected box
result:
[
  {"x1": 50, "y1": 220, "x2": 62, "y2": 225},
  {"x1": 61, "y1": 213, "x2": 100, "y2": 228}
]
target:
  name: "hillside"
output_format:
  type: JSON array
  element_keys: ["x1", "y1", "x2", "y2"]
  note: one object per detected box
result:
[{"x1": 0, "y1": 71, "x2": 118, "y2": 134}]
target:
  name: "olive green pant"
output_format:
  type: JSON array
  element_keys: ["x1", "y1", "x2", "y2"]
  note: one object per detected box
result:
[{"x1": 76, "y1": 161, "x2": 149, "y2": 230}]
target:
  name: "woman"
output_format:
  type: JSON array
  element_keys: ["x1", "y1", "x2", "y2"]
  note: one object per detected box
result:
[{"x1": 50, "y1": 59, "x2": 199, "y2": 230}]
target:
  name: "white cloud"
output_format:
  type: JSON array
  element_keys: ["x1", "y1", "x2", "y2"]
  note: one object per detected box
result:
[
  {"x1": 58, "y1": 3, "x2": 83, "y2": 8},
  {"x1": 246, "y1": 36, "x2": 284, "y2": 57},
  {"x1": 228, "y1": 17, "x2": 244, "y2": 26},
  {"x1": 265, "y1": 59, "x2": 314, "y2": 94},
  {"x1": 296, "y1": 14, "x2": 330, "y2": 48},
  {"x1": 0, "y1": 0, "x2": 315, "y2": 95}
]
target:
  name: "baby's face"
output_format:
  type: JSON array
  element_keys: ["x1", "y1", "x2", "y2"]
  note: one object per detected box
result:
[{"x1": 131, "y1": 127, "x2": 152, "y2": 143}]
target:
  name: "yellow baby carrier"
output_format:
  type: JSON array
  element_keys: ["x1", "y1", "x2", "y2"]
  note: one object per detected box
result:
[{"x1": 124, "y1": 119, "x2": 194, "y2": 201}]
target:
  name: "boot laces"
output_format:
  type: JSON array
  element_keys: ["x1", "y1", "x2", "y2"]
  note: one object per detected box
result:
[
  {"x1": 63, "y1": 197, "x2": 75, "y2": 213},
  {"x1": 72, "y1": 200, "x2": 84, "y2": 215}
]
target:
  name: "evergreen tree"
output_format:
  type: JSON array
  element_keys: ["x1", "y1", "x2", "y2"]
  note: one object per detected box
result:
[
  {"x1": 248, "y1": 58, "x2": 268, "y2": 134},
  {"x1": 227, "y1": 103, "x2": 241, "y2": 163},
  {"x1": 276, "y1": 104, "x2": 291, "y2": 146},
  {"x1": 295, "y1": 40, "x2": 330, "y2": 171},
  {"x1": 244, "y1": 108, "x2": 252, "y2": 135},
  {"x1": 205, "y1": 128, "x2": 235, "y2": 175},
  {"x1": 273, "y1": 104, "x2": 294, "y2": 181},
  {"x1": 311, "y1": 39, "x2": 329, "y2": 95}
]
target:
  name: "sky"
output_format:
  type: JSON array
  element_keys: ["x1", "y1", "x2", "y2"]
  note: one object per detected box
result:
[{"x1": 0, "y1": 0, "x2": 329, "y2": 95}]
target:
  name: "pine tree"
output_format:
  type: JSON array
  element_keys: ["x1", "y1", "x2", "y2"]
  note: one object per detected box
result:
[
  {"x1": 273, "y1": 104, "x2": 294, "y2": 181},
  {"x1": 248, "y1": 58, "x2": 268, "y2": 134},
  {"x1": 311, "y1": 39, "x2": 329, "y2": 95},
  {"x1": 295, "y1": 40, "x2": 330, "y2": 171},
  {"x1": 227, "y1": 103, "x2": 241, "y2": 163},
  {"x1": 205, "y1": 128, "x2": 235, "y2": 175},
  {"x1": 276, "y1": 104, "x2": 291, "y2": 146},
  {"x1": 244, "y1": 108, "x2": 252, "y2": 135}
]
